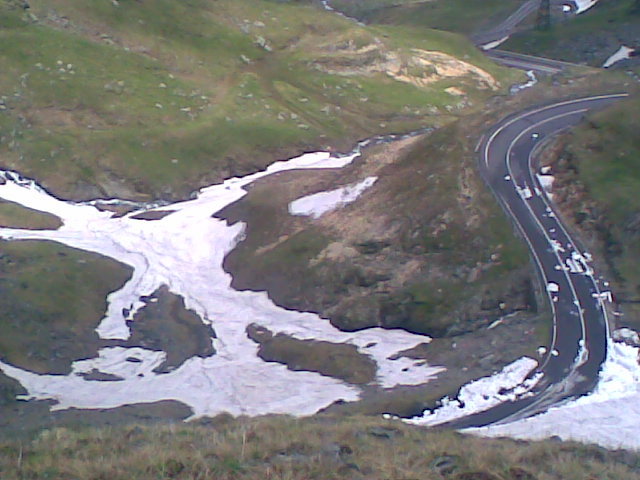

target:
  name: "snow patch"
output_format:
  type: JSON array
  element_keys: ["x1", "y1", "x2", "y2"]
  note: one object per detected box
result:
[
  {"x1": 468, "y1": 338, "x2": 640, "y2": 451},
  {"x1": 72, "y1": 347, "x2": 166, "y2": 379},
  {"x1": 613, "y1": 328, "x2": 640, "y2": 346},
  {"x1": 405, "y1": 357, "x2": 539, "y2": 427},
  {"x1": 603, "y1": 45, "x2": 635, "y2": 68},
  {"x1": 574, "y1": 0, "x2": 599, "y2": 14},
  {"x1": 536, "y1": 174, "x2": 554, "y2": 192},
  {"x1": 510, "y1": 70, "x2": 537, "y2": 94},
  {"x1": 289, "y1": 176, "x2": 377, "y2": 219},
  {"x1": 481, "y1": 36, "x2": 510, "y2": 51},
  {"x1": 537, "y1": 172, "x2": 554, "y2": 200}
]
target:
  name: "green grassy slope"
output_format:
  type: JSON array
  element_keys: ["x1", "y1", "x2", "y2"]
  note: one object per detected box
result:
[
  {"x1": 0, "y1": 240, "x2": 132, "y2": 374},
  {"x1": 0, "y1": 200, "x2": 62, "y2": 229},
  {"x1": 0, "y1": 0, "x2": 520, "y2": 201},
  {"x1": 1, "y1": 416, "x2": 639, "y2": 479}
]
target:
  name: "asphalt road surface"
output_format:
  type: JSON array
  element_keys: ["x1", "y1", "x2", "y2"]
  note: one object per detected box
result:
[
  {"x1": 485, "y1": 49, "x2": 575, "y2": 74},
  {"x1": 444, "y1": 93, "x2": 628, "y2": 429}
]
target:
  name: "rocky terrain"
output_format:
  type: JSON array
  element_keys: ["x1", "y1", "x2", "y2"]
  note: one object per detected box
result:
[{"x1": 220, "y1": 124, "x2": 534, "y2": 339}]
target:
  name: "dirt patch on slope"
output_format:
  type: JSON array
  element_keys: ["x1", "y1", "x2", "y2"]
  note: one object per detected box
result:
[{"x1": 312, "y1": 39, "x2": 499, "y2": 90}]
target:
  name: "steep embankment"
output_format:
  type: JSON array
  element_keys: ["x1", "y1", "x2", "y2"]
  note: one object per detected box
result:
[{"x1": 539, "y1": 95, "x2": 640, "y2": 329}]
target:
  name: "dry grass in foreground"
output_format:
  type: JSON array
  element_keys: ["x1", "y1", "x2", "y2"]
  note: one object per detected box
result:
[{"x1": 1, "y1": 415, "x2": 639, "y2": 479}]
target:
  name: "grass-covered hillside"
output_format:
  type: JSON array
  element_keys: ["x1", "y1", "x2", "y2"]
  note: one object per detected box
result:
[
  {"x1": 545, "y1": 94, "x2": 640, "y2": 329},
  {"x1": 0, "y1": 240, "x2": 132, "y2": 376},
  {"x1": 0, "y1": 0, "x2": 520, "y2": 201},
  {"x1": 1, "y1": 415, "x2": 640, "y2": 480}
]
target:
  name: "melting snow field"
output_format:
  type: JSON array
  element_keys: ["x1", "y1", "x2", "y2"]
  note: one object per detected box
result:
[
  {"x1": 467, "y1": 339, "x2": 640, "y2": 451},
  {"x1": 0, "y1": 151, "x2": 443, "y2": 419},
  {"x1": 2, "y1": 147, "x2": 638, "y2": 450}
]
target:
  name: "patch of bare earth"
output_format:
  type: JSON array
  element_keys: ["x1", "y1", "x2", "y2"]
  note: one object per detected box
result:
[{"x1": 311, "y1": 39, "x2": 499, "y2": 91}]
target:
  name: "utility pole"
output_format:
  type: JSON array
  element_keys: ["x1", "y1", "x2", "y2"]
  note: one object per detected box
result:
[{"x1": 536, "y1": 0, "x2": 551, "y2": 30}]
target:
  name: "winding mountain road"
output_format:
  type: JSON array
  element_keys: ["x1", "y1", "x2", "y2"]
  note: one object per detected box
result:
[{"x1": 445, "y1": 94, "x2": 628, "y2": 428}]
